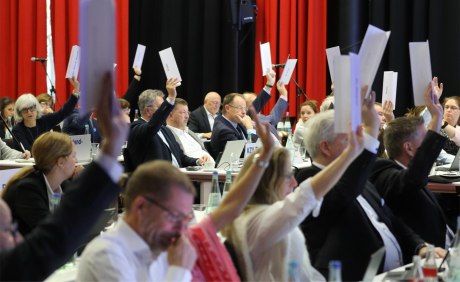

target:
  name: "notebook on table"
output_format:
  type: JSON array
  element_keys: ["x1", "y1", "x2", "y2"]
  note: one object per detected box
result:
[
  {"x1": 215, "y1": 140, "x2": 246, "y2": 170},
  {"x1": 70, "y1": 134, "x2": 92, "y2": 162},
  {"x1": 362, "y1": 247, "x2": 385, "y2": 282},
  {"x1": 436, "y1": 149, "x2": 460, "y2": 172}
]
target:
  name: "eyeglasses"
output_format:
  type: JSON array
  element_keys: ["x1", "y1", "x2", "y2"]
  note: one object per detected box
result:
[
  {"x1": 0, "y1": 221, "x2": 18, "y2": 238},
  {"x1": 143, "y1": 195, "x2": 194, "y2": 224},
  {"x1": 445, "y1": 105, "x2": 459, "y2": 110},
  {"x1": 20, "y1": 106, "x2": 36, "y2": 114},
  {"x1": 228, "y1": 104, "x2": 247, "y2": 112}
]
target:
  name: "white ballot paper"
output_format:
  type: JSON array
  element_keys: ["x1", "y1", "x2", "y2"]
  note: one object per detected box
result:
[
  {"x1": 79, "y1": 0, "x2": 115, "y2": 115},
  {"x1": 65, "y1": 45, "x2": 80, "y2": 79},
  {"x1": 159, "y1": 47, "x2": 182, "y2": 81},
  {"x1": 260, "y1": 42, "x2": 272, "y2": 76},
  {"x1": 326, "y1": 46, "x2": 341, "y2": 82},
  {"x1": 409, "y1": 41, "x2": 432, "y2": 106},
  {"x1": 333, "y1": 53, "x2": 361, "y2": 133},
  {"x1": 359, "y1": 25, "x2": 390, "y2": 98},
  {"x1": 133, "y1": 44, "x2": 146, "y2": 69},
  {"x1": 382, "y1": 71, "x2": 398, "y2": 109},
  {"x1": 278, "y1": 59, "x2": 297, "y2": 85}
]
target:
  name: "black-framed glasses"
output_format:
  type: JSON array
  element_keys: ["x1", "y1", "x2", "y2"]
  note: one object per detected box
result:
[
  {"x1": 228, "y1": 104, "x2": 247, "y2": 112},
  {"x1": 143, "y1": 195, "x2": 193, "y2": 224},
  {"x1": 20, "y1": 105, "x2": 37, "y2": 114},
  {"x1": 0, "y1": 221, "x2": 18, "y2": 237}
]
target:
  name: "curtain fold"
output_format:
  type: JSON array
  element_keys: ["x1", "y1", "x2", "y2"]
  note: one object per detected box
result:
[{"x1": 253, "y1": 0, "x2": 327, "y2": 118}]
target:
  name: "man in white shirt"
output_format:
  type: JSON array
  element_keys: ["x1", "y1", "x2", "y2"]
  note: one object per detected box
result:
[
  {"x1": 77, "y1": 161, "x2": 198, "y2": 282},
  {"x1": 167, "y1": 98, "x2": 213, "y2": 163},
  {"x1": 188, "y1": 91, "x2": 221, "y2": 139}
]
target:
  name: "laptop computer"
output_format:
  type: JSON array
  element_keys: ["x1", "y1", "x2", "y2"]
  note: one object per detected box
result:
[
  {"x1": 215, "y1": 140, "x2": 246, "y2": 170},
  {"x1": 362, "y1": 247, "x2": 385, "y2": 282},
  {"x1": 70, "y1": 134, "x2": 92, "y2": 162},
  {"x1": 436, "y1": 149, "x2": 460, "y2": 171}
]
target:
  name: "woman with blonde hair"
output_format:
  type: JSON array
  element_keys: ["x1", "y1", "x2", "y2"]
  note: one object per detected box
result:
[
  {"x1": 2, "y1": 131, "x2": 78, "y2": 236},
  {"x1": 222, "y1": 125, "x2": 364, "y2": 281}
]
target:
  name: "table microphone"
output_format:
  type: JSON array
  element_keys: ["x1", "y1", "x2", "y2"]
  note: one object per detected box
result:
[{"x1": 0, "y1": 115, "x2": 27, "y2": 153}]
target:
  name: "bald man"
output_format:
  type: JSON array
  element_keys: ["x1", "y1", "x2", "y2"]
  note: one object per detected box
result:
[{"x1": 188, "y1": 91, "x2": 221, "y2": 139}]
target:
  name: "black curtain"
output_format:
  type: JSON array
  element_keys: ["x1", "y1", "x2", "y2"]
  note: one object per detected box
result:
[
  {"x1": 328, "y1": 0, "x2": 460, "y2": 117},
  {"x1": 128, "y1": 0, "x2": 256, "y2": 111}
]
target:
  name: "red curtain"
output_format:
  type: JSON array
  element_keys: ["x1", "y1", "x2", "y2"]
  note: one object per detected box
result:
[
  {"x1": 254, "y1": 0, "x2": 326, "y2": 119},
  {"x1": 0, "y1": 0, "x2": 47, "y2": 99},
  {"x1": 0, "y1": 0, "x2": 128, "y2": 107}
]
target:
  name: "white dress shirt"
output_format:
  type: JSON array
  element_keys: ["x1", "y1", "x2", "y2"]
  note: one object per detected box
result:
[
  {"x1": 77, "y1": 218, "x2": 191, "y2": 282},
  {"x1": 204, "y1": 107, "x2": 216, "y2": 131},
  {"x1": 167, "y1": 126, "x2": 214, "y2": 162}
]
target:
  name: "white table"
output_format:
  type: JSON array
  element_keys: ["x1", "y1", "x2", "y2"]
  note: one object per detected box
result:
[{"x1": 373, "y1": 258, "x2": 444, "y2": 281}]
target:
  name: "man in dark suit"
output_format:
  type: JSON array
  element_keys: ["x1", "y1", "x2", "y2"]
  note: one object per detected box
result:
[
  {"x1": 296, "y1": 90, "x2": 439, "y2": 281},
  {"x1": 0, "y1": 76, "x2": 129, "y2": 280},
  {"x1": 188, "y1": 91, "x2": 221, "y2": 139},
  {"x1": 125, "y1": 78, "x2": 203, "y2": 172},
  {"x1": 370, "y1": 78, "x2": 453, "y2": 249}
]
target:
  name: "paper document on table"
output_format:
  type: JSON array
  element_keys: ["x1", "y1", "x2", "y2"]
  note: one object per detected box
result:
[
  {"x1": 326, "y1": 46, "x2": 341, "y2": 82},
  {"x1": 333, "y1": 53, "x2": 361, "y2": 133},
  {"x1": 260, "y1": 42, "x2": 272, "y2": 76},
  {"x1": 382, "y1": 71, "x2": 398, "y2": 109},
  {"x1": 359, "y1": 25, "x2": 390, "y2": 98},
  {"x1": 159, "y1": 47, "x2": 182, "y2": 81},
  {"x1": 409, "y1": 41, "x2": 432, "y2": 106},
  {"x1": 132, "y1": 44, "x2": 146, "y2": 69},
  {"x1": 79, "y1": 0, "x2": 115, "y2": 114},
  {"x1": 279, "y1": 59, "x2": 297, "y2": 85},
  {"x1": 66, "y1": 45, "x2": 80, "y2": 79}
]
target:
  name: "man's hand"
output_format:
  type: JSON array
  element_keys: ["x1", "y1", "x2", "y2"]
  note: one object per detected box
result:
[
  {"x1": 265, "y1": 68, "x2": 276, "y2": 87},
  {"x1": 361, "y1": 86, "x2": 380, "y2": 138},
  {"x1": 133, "y1": 67, "x2": 142, "y2": 81},
  {"x1": 166, "y1": 77, "x2": 181, "y2": 100},
  {"x1": 241, "y1": 115, "x2": 254, "y2": 129},
  {"x1": 250, "y1": 106, "x2": 274, "y2": 159},
  {"x1": 197, "y1": 155, "x2": 209, "y2": 165},
  {"x1": 202, "y1": 132, "x2": 212, "y2": 139},
  {"x1": 97, "y1": 73, "x2": 130, "y2": 158},
  {"x1": 418, "y1": 246, "x2": 447, "y2": 259},
  {"x1": 69, "y1": 77, "x2": 80, "y2": 96},
  {"x1": 167, "y1": 236, "x2": 197, "y2": 270},
  {"x1": 425, "y1": 77, "x2": 444, "y2": 132},
  {"x1": 276, "y1": 81, "x2": 288, "y2": 98},
  {"x1": 382, "y1": 100, "x2": 395, "y2": 123}
]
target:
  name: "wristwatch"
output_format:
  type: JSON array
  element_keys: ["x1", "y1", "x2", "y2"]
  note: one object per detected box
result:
[{"x1": 252, "y1": 153, "x2": 269, "y2": 168}]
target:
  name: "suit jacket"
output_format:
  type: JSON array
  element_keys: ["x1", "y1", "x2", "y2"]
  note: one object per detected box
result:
[
  {"x1": 296, "y1": 150, "x2": 424, "y2": 281},
  {"x1": 210, "y1": 115, "x2": 248, "y2": 160},
  {"x1": 0, "y1": 162, "x2": 120, "y2": 281},
  {"x1": 3, "y1": 170, "x2": 51, "y2": 236},
  {"x1": 126, "y1": 100, "x2": 198, "y2": 171},
  {"x1": 370, "y1": 130, "x2": 449, "y2": 248},
  {"x1": 188, "y1": 105, "x2": 213, "y2": 134},
  {"x1": 258, "y1": 96, "x2": 288, "y2": 139},
  {"x1": 62, "y1": 109, "x2": 101, "y2": 143}
]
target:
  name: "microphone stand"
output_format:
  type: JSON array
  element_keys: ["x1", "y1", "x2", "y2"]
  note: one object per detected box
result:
[
  {"x1": 0, "y1": 115, "x2": 26, "y2": 153},
  {"x1": 38, "y1": 61, "x2": 61, "y2": 109}
]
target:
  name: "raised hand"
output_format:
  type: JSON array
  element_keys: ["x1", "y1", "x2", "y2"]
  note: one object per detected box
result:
[
  {"x1": 276, "y1": 81, "x2": 288, "y2": 98},
  {"x1": 265, "y1": 68, "x2": 276, "y2": 87},
  {"x1": 249, "y1": 106, "x2": 274, "y2": 158},
  {"x1": 425, "y1": 78, "x2": 443, "y2": 132},
  {"x1": 361, "y1": 86, "x2": 379, "y2": 138},
  {"x1": 382, "y1": 100, "x2": 395, "y2": 123},
  {"x1": 166, "y1": 77, "x2": 181, "y2": 100}
]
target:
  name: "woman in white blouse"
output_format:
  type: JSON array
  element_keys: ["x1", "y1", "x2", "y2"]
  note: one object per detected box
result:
[{"x1": 222, "y1": 126, "x2": 365, "y2": 281}]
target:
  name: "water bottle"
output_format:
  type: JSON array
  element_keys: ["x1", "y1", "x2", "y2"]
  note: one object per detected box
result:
[
  {"x1": 50, "y1": 192, "x2": 61, "y2": 212},
  {"x1": 284, "y1": 112, "x2": 292, "y2": 135},
  {"x1": 328, "y1": 260, "x2": 342, "y2": 282},
  {"x1": 287, "y1": 261, "x2": 300, "y2": 282},
  {"x1": 447, "y1": 216, "x2": 460, "y2": 281},
  {"x1": 206, "y1": 171, "x2": 221, "y2": 214},
  {"x1": 222, "y1": 170, "x2": 232, "y2": 199},
  {"x1": 134, "y1": 109, "x2": 139, "y2": 121},
  {"x1": 408, "y1": 255, "x2": 424, "y2": 282},
  {"x1": 451, "y1": 216, "x2": 460, "y2": 248},
  {"x1": 285, "y1": 132, "x2": 295, "y2": 161},
  {"x1": 84, "y1": 124, "x2": 90, "y2": 135},
  {"x1": 422, "y1": 244, "x2": 438, "y2": 281},
  {"x1": 277, "y1": 121, "x2": 285, "y2": 133}
]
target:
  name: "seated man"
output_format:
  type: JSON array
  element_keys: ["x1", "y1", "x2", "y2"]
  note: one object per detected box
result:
[
  {"x1": 125, "y1": 78, "x2": 204, "y2": 171},
  {"x1": 370, "y1": 78, "x2": 453, "y2": 249},
  {"x1": 166, "y1": 98, "x2": 213, "y2": 162},
  {"x1": 0, "y1": 73, "x2": 129, "y2": 280},
  {"x1": 77, "y1": 111, "x2": 275, "y2": 281},
  {"x1": 62, "y1": 109, "x2": 101, "y2": 143},
  {"x1": 188, "y1": 91, "x2": 221, "y2": 139},
  {"x1": 296, "y1": 88, "x2": 442, "y2": 281}
]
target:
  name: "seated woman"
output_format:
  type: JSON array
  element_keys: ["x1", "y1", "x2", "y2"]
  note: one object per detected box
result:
[
  {"x1": 439, "y1": 96, "x2": 460, "y2": 155},
  {"x1": 222, "y1": 127, "x2": 364, "y2": 281},
  {"x1": 0, "y1": 97, "x2": 15, "y2": 140},
  {"x1": 1, "y1": 131, "x2": 77, "y2": 236},
  {"x1": 293, "y1": 100, "x2": 317, "y2": 147},
  {"x1": 11, "y1": 78, "x2": 79, "y2": 151}
]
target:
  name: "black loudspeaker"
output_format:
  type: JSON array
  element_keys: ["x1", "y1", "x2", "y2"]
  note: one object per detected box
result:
[{"x1": 227, "y1": 0, "x2": 255, "y2": 30}]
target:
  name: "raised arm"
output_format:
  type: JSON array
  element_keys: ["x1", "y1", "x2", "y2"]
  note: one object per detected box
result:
[{"x1": 210, "y1": 107, "x2": 274, "y2": 231}]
